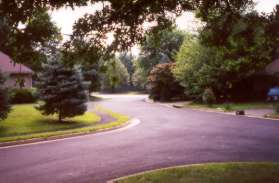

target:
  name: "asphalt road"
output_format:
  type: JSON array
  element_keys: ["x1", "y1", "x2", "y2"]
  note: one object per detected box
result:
[{"x1": 1, "y1": 94, "x2": 279, "y2": 183}]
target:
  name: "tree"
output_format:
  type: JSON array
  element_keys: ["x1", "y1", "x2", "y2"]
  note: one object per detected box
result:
[
  {"x1": 1, "y1": 0, "x2": 254, "y2": 67},
  {"x1": 0, "y1": 71, "x2": 10, "y2": 120},
  {"x1": 173, "y1": 10, "x2": 277, "y2": 102},
  {"x1": 147, "y1": 63, "x2": 184, "y2": 101},
  {"x1": 102, "y1": 57, "x2": 129, "y2": 92},
  {"x1": 133, "y1": 29, "x2": 186, "y2": 88},
  {"x1": 37, "y1": 54, "x2": 88, "y2": 122},
  {"x1": 173, "y1": 36, "x2": 224, "y2": 101},
  {"x1": 132, "y1": 59, "x2": 149, "y2": 89},
  {"x1": 119, "y1": 53, "x2": 135, "y2": 86},
  {"x1": 83, "y1": 64, "x2": 102, "y2": 92}
]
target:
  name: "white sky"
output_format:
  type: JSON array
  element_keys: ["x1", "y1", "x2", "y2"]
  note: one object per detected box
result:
[{"x1": 51, "y1": 0, "x2": 279, "y2": 55}]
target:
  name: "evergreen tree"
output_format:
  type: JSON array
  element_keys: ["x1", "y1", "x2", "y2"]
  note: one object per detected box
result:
[
  {"x1": 0, "y1": 71, "x2": 10, "y2": 120},
  {"x1": 37, "y1": 55, "x2": 88, "y2": 122}
]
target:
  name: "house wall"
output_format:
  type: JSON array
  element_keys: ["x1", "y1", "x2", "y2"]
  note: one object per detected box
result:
[{"x1": 4, "y1": 74, "x2": 33, "y2": 88}]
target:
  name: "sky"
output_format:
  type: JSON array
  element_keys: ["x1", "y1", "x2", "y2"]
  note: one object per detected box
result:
[{"x1": 50, "y1": 0, "x2": 279, "y2": 55}]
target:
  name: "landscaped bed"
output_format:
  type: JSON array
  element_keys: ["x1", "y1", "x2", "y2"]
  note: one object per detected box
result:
[
  {"x1": 115, "y1": 163, "x2": 279, "y2": 183},
  {"x1": 0, "y1": 104, "x2": 129, "y2": 143}
]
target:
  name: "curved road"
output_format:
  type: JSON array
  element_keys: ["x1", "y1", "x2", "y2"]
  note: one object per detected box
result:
[{"x1": 1, "y1": 95, "x2": 279, "y2": 183}]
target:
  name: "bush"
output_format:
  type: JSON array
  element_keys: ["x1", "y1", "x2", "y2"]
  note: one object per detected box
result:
[
  {"x1": 202, "y1": 88, "x2": 216, "y2": 105},
  {"x1": 10, "y1": 88, "x2": 38, "y2": 104},
  {"x1": 147, "y1": 63, "x2": 185, "y2": 101},
  {"x1": 0, "y1": 70, "x2": 10, "y2": 120},
  {"x1": 0, "y1": 87, "x2": 11, "y2": 120},
  {"x1": 275, "y1": 103, "x2": 279, "y2": 114}
]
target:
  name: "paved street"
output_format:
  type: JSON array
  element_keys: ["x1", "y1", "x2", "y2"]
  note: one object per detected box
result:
[{"x1": 0, "y1": 94, "x2": 279, "y2": 183}]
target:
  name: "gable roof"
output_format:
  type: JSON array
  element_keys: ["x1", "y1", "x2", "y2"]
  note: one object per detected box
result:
[
  {"x1": 0, "y1": 52, "x2": 33, "y2": 74},
  {"x1": 265, "y1": 59, "x2": 279, "y2": 75}
]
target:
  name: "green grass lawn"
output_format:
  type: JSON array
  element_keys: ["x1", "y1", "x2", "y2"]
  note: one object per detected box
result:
[
  {"x1": 0, "y1": 104, "x2": 129, "y2": 143},
  {"x1": 116, "y1": 163, "x2": 279, "y2": 183},
  {"x1": 186, "y1": 102, "x2": 274, "y2": 112}
]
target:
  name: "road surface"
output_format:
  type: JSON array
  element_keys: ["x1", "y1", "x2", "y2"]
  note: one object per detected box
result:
[{"x1": 0, "y1": 94, "x2": 279, "y2": 183}]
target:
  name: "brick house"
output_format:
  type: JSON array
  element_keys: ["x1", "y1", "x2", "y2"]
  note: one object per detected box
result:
[{"x1": 0, "y1": 52, "x2": 33, "y2": 88}]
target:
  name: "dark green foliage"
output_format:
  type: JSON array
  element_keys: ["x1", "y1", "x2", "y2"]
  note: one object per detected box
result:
[
  {"x1": 0, "y1": 87, "x2": 10, "y2": 120},
  {"x1": 37, "y1": 55, "x2": 88, "y2": 122},
  {"x1": 83, "y1": 68, "x2": 101, "y2": 92},
  {"x1": 119, "y1": 53, "x2": 135, "y2": 87},
  {"x1": 174, "y1": 2, "x2": 278, "y2": 103},
  {"x1": 275, "y1": 103, "x2": 279, "y2": 114},
  {"x1": 147, "y1": 63, "x2": 184, "y2": 101},
  {"x1": 1, "y1": 0, "x2": 256, "y2": 71},
  {"x1": 10, "y1": 88, "x2": 38, "y2": 104},
  {"x1": 202, "y1": 88, "x2": 216, "y2": 105},
  {"x1": 102, "y1": 58, "x2": 129, "y2": 92},
  {"x1": 0, "y1": 71, "x2": 10, "y2": 120},
  {"x1": 174, "y1": 9, "x2": 279, "y2": 102},
  {"x1": 133, "y1": 29, "x2": 186, "y2": 89},
  {"x1": 265, "y1": 5, "x2": 279, "y2": 59},
  {"x1": 0, "y1": 7, "x2": 61, "y2": 71}
]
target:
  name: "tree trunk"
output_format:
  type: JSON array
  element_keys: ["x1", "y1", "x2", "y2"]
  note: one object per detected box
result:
[{"x1": 58, "y1": 113, "x2": 62, "y2": 122}]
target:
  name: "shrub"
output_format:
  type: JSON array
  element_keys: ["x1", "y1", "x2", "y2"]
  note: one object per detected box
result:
[
  {"x1": 0, "y1": 87, "x2": 11, "y2": 120},
  {"x1": 224, "y1": 103, "x2": 232, "y2": 111},
  {"x1": 147, "y1": 63, "x2": 184, "y2": 101},
  {"x1": 10, "y1": 88, "x2": 38, "y2": 104},
  {"x1": 0, "y1": 70, "x2": 10, "y2": 120},
  {"x1": 275, "y1": 103, "x2": 279, "y2": 114},
  {"x1": 202, "y1": 88, "x2": 216, "y2": 105}
]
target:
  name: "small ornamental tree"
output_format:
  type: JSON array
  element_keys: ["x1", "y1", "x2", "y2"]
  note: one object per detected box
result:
[
  {"x1": 37, "y1": 55, "x2": 88, "y2": 122},
  {"x1": 147, "y1": 63, "x2": 184, "y2": 101},
  {"x1": 0, "y1": 71, "x2": 10, "y2": 120}
]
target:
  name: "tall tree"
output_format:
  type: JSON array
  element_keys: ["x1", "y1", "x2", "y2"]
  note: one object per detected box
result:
[
  {"x1": 119, "y1": 53, "x2": 135, "y2": 86},
  {"x1": 102, "y1": 57, "x2": 129, "y2": 92},
  {"x1": 37, "y1": 54, "x2": 88, "y2": 122},
  {"x1": 133, "y1": 29, "x2": 186, "y2": 88}
]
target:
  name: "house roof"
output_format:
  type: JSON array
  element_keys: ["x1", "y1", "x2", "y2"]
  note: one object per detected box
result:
[
  {"x1": 265, "y1": 59, "x2": 279, "y2": 75},
  {"x1": 0, "y1": 52, "x2": 33, "y2": 74}
]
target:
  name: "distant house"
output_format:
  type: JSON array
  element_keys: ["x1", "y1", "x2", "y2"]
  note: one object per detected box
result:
[
  {"x1": 0, "y1": 52, "x2": 33, "y2": 88},
  {"x1": 265, "y1": 59, "x2": 279, "y2": 75}
]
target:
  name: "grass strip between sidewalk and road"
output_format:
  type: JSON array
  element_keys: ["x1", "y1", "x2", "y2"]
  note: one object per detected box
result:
[
  {"x1": 0, "y1": 104, "x2": 129, "y2": 143},
  {"x1": 115, "y1": 162, "x2": 279, "y2": 183}
]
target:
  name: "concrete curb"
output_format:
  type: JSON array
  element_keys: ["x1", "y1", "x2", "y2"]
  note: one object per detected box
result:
[
  {"x1": 144, "y1": 98, "x2": 279, "y2": 121},
  {"x1": 0, "y1": 118, "x2": 140, "y2": 149},
  {"x1": 107, "y1": 162, "x2": 275, "y2": 183}
]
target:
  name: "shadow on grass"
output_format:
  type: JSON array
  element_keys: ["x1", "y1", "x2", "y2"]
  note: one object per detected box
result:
[{"x1": 0, "y1": 119, "x2": 93, "y2": 138}]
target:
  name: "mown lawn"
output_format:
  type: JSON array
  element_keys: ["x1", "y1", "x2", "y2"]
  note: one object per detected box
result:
[
  {"x1": 0, "y1": 104, "x2": 129, "y2": 142},
  {"x1": 187, "y1": 102, "x2": 274, "y2": 112},
  {"x1": 116, "y1": 163, "x2": 279, "y2": 183}
]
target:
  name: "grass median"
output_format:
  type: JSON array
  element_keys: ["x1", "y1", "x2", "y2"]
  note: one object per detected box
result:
[
  {"x1": 116, "y1": 163, "x2": 279, "y2": 183},
  {"x1": 0, "y1": 104, "x2": 129, "y2": 143}
]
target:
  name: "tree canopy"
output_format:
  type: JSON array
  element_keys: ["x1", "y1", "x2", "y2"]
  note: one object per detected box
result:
[
  {"x1": 1, "y1": 0, "x2": 254, "y2": 58},
  {"x1": 0, "y1": 6, "x2": 61, "y2": 70}
]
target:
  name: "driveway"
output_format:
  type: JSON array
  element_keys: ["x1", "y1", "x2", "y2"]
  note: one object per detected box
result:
[{"x1": 0, "y1": 94, "x2": 279, "y2": 183}]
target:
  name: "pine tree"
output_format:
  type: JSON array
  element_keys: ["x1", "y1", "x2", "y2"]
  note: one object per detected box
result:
[
  {"x1": 0, "y1": 71, "x2": 10, "y2": 120},
  {"x1": 37, "y1": 54, "x2": 88, "y2": 122}
]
